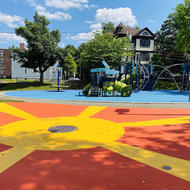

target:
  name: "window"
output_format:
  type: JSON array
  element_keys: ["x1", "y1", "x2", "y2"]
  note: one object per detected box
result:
[
  {"x1": 140, "y1": 39, "x2": 150, "y2": 47},
  {"x1": 140, "y1": 52, "x2": 150, "y2": 61},
  {"x1": 51, "y1": 68, "x2": 55, "y2": 75},
  {"x1": 0, "y1": 51, "x2": 4, "y2": 57},
  {"x1": 25, "y1": 68, "x2": 27, "y2": 74},
  {"x1": 1, "y1": 60, "x2": 4, "y2": 65},
  {"x1": 0, "y1": 68, "x2": 4, "y2": 75},
  {"x1": 143, "y1": 31, "x2": 149, "y2": 36},
  {"x1": 129, "y1": 34, "x2": 132, "y2": 41}
]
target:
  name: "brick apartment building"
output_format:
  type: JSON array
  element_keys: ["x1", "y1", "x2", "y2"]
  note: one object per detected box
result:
[{"x1": 0, "y1": 49, "x2": 11, "y2": 78}]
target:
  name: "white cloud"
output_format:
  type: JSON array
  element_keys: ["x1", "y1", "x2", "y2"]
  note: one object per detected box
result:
[
  {"x1": 147, "y1": 20, "x2": 155, "y2": 24},
  {"x1": 85, "y1": 20, "x2": 93, "y2": 24},
  {"x1": 27, "y1": 0, "x2": 37, "y2": 7},
  {"x1": 70, "y1": 32, "x2": 93, "y2": 41},
  {"x1": 0, "y1": 12, "x2": 24, "y2": 28},
  {"x1": 58, "y1": 42, "x2": 65, "y2": 47},
  {"x1": 69, "y1": 7, "x2": 137, "y2": 43},
  {"x1": 0, "y1": 33, "x2": 25, "y2": 44},
  {"x1": 62, "y1": 33, "x2": 72, "y2": 39},
  {"x1": 27, "y1": 0, "x2": 72, "y2": 21},
  {"x1": 89, "y1": 23, "x2": 102, "y2": 31},
  {"x1": 28, "y1": 0, "x2": 97, "y2": 10},
  {"x1": 35, "y1": 5, "x2": 72, "y2": 21},
  {"x1": 95, "y1": 7, "x2": 137, "y2": 27},
  {"x1": 45, "y1": 0, "x2": 89, "y2": 10}
]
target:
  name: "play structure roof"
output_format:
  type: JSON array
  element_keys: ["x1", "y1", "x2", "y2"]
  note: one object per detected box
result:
[{"x1": 90, "y1": 68, "x2": 119, "y2": 75}]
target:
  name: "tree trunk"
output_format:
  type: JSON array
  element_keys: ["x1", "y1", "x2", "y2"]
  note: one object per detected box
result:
[{"x1": 39, "y1": 71, "x2": 44, "y2": 84}]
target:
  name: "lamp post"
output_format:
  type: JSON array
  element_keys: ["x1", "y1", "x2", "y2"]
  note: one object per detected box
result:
[{"x1": 57, "y1": 64, "x2": 61, "y2": 92}]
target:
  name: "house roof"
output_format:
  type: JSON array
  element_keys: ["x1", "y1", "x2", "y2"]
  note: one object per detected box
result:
[
  {"x1": 126, "y1": 26, "x2": 139, "y2": 36},
  {"x1": 113, "y1": 22, "x2": 140, "y2": 36},
  {"x1": 134, "y1": 27, "x2": 155, "y2": 37},
  {"x1": 113, "y1": 23, "x2": 154, "y2": 38},
  {"x1": 113, "y1": 22, "x2": 128, "y2": 35}
]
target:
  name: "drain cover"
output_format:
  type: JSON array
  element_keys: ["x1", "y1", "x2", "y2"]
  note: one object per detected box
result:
[
  {"x1": 162, "y1": 165, "x2": 172, "y2": 170},
  {"x1": 48, "y1": 125, "x2": 78, "y2": 133}
]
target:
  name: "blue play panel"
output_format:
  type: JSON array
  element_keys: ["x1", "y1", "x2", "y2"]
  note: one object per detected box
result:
[{"x1": 5, "y1": 90, "x2": 189, "y2": 103}]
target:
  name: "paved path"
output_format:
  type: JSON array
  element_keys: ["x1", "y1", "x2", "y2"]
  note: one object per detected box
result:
[{"x1": 0, "y1": 102, "x2": 190, "y2": 190}]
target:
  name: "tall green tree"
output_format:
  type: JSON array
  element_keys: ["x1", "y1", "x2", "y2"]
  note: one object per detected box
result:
[
  {"x1": 76, "y1": 43, "x2": 87, "y2": 80},
  {"x1": 57, "y1": 45, "x2": 77, "y2": 68},
  {"x1": 152, "y1": 12, "x2": 182, "y2": 65},
  {"x1": 78, "y1": 32, "x2": 133, "y2": 80},
  {"x1": 102, "y1": 22, "x2": 115, "y2": 33},
  {"x1": 64, "y1": 53, "x2": 77, "y2": 76},
  {"x1": 155, "y1": 15, "x2": 177, "y2": 53},
  {"x1": 12, "y1": 12, "x2": 61, "y2": 84},
  {"x1": 153, "y1": 0, "x2": 190, "y2": 65},
  {"x1": 174, "y1": 0, "x2": 190, "y2": 53}
]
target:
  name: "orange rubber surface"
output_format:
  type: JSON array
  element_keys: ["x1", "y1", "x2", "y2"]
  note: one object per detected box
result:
[{"x1": 0, "y1": 102, "x2": 190, "y2": 190}]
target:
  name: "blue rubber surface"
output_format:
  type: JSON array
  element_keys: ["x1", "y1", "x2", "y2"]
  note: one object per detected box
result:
[{"x1": 5, "y1": 90, "x2": 189, "y2": 103}]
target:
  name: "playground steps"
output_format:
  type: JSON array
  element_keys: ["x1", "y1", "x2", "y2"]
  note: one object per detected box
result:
[{"x1": 89, "y1": 86, "x2": 101, "y2": 96}]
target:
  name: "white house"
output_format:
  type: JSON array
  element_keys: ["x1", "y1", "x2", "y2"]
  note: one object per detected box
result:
[
  {"x1": 12, "y1": 60, "x2": 58, "y2": 81},
  {"x1": 113, "y1": 23, "x2": 155, "y2": 64},
  {"x1": 11, "y1": 43, "x2": 59, "y2": 81}
]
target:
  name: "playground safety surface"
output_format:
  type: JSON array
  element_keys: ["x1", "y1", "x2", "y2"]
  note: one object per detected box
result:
[{"x1": 0, "y1": 102, "x2": 190, "y2": 190}]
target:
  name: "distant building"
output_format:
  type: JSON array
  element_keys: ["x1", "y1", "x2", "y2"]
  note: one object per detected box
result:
[
  {"x1": 0, "y1": 49, "x2": 12, "y2": 78},
  {"x1": 12, "y1": 61, "x2": 58, "y2": 81},
  {"x1": 113, "y1": 23, "x2": 155, "y2": 64},
  {"x1": 12, "y1": 43, "x2": 58, "y2": 81}
]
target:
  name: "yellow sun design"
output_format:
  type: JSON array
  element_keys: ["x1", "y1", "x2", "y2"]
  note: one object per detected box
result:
[{"x1": 0, "y1": 103, "x2": 190, "y2": 182}]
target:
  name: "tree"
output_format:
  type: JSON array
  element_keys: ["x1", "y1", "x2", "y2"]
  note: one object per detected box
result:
[
  {"x1": 64, "y1": 53, "x2": 77, "y2": 76},
  {"x1": 57, "y1": 45, "x2": 77, "y2": 68},
  {"x1": 102, "y1": 22, "x2": 115, "y2": 33},
  {"x1": 78, "y1": 32, "x2": 133, "y2": 80},
  {"x1": 155, "y1": 15, "x2": 177, "y2": 53},
  {"x1": 11, "y1": 12, "x2": 61, "y2": 84},
  {"x1": 150, "y1": 53, "x2": 163, "y2": 65},
  {"x1": 152, "y1": 12, "x2": 183, "y2": 65},
  {"x1": 76, "y1": 43, "x2": 87, "y2": 80},
  {"x1": 153, "y1": 0, "x2": 190, "y2": 65},
  {"x1": 135, "y1": 26, "x2": 141, "y2": 30},
  {"x1": 173, "y1": 0, "x2": 190, "y2": 53}
]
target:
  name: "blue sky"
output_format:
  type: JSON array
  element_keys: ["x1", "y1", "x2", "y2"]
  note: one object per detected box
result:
[{"x1": 0, "y1": 0, "x2": 184, "y2": 49}]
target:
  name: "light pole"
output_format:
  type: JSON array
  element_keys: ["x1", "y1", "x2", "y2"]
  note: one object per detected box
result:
[{"x1": 57, "y1": 64, "x2": 61, "y2": 92}]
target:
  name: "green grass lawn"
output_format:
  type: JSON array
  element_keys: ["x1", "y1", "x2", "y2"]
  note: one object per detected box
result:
[
  {"x1": 0, "y1": 76, "x2": 73, "y2": 92},
  {"x1": 0, "y1": 78, "x2": 37, "y2": 83},
  {"x1": 0, "y1": 81, "x2": 61, "y2": 91},
  {"x1": 0, "y1": 78, "x2": 182, "y2": 92},
  {"x1": 154, "y1": 80, "x2": 180, "y2": 90},
  {"x1": 0, "y1": 80, "x2": 70, "y2": 102},
  {"x1": 0, "y1": 80, "x2": 58, "y2": 102},
  {"x1": 0, "y1": 99, "x2": 23, "y2": 102}
]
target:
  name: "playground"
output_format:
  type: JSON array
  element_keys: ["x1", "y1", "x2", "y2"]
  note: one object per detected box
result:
[
  {"x1": 80, "y1": 60, "x2": 190, "y2": 98},
  {"x1": 0, "y1": 102, "x2": 190, "y2": 190},
  {"x1": 3, "y1": 60, "x2": 189, "y2": 103},
  {"x1": 0, "y1": 61, "x2": 190, "y2": 189}
]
